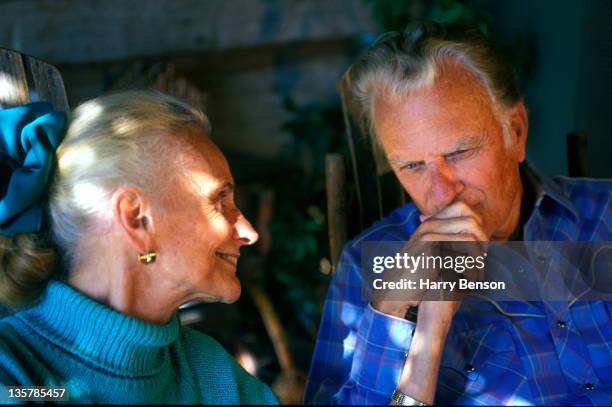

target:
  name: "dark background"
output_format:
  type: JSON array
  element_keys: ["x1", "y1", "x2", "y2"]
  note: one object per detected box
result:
[{"x1": 1, "y1": 0, "x2": 610, "y2": 402}]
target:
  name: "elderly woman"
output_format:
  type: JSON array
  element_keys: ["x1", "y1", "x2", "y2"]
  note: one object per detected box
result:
[{"x1": 0, "y1": 91, "x2": 278, "y2": 404}]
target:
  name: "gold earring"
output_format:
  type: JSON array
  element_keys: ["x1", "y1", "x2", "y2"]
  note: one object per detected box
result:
[{"x1": 138, "y1": 250, "x2": 157, "y2": 265}]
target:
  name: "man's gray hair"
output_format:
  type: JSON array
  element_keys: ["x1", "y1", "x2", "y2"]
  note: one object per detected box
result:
[{"x1": 343, "y1": 22, "x2": 521, "y2": 144}]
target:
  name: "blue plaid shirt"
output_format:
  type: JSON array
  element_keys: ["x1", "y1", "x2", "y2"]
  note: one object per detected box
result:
[{"x1": 306, "y1": 167, "x2": 612, "y2": 405}]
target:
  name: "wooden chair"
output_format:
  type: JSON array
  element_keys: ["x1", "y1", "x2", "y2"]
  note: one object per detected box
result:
[
  {"x1": 0, "y1": 47, "x2": 69, "y2": 111},
  {"x1": 567, "y1": 132, "x2": 588, "y2": 178},
  {"x1": 0, "y1": 48, "x2": 70, "y2": 318},
  {"x1": 324, "y1": 78, "x2": 410, "y2": 274}
]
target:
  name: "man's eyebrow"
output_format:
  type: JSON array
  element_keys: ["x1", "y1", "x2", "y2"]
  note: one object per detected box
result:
[
  {"x1": 387, "y1": 133, "x2": 487, "y2": 167},
  {"x1": 448, "y1": 133, "x2": 487, "y2": 153}
]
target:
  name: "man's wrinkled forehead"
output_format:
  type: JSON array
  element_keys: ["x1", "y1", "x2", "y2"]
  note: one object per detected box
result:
[
  {"x1": 371, "y1": 63, "x2": 504, "y2": 168},
  {"x1": 373, "y1": 61, "x2": 492, "y2": 112},
  {"x1": 373, "y1": 63, "x2": 496, "y2": 131}
]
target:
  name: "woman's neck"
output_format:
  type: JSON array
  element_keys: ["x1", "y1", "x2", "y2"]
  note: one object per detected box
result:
[{"x1": 68, "y1": 255, "x2": 187, "y2": 325}]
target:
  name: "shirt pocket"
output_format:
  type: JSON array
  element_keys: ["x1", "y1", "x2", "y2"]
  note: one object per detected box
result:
[{"x1": 437, "y1": 324, "x2": 524, "y2": 403}]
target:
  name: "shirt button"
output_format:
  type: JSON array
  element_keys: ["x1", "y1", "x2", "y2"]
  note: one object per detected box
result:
[
  {"x1": 585, "y1": 383, "x2": 595, "y2": 390},
  {"x1": 557, "y1": 320, "x2": 566, "y2": 328},
  {"x1": 464, "y1": 364, "x2": 475, "y2": 373}
]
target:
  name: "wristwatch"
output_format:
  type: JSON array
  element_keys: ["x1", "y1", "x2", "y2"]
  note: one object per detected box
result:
[{"x1": 390, "y1": 390, "x2": 427, "y2": 406}]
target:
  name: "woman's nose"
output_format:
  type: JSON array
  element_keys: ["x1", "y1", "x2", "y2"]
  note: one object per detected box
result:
[{"x1": 233, "y1": 214, "x2": 259, "y2": 245}]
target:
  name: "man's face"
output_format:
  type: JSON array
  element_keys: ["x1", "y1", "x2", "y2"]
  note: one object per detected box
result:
[{"x1": 372, "y1": 63, "x2": 527, "y2": 240}]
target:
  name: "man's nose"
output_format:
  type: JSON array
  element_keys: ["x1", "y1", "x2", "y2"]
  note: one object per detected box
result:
[
  {"x1": 233, "y1": 214, "x2": 259, "y2": 245},
  {"x1": 427, "y1": 163, "x2": 464, "y2": 211}
]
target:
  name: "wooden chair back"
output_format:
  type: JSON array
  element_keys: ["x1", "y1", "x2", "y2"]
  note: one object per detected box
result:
[
  {"x1": 0, "y1": 48, "x2": 69, "y2": 318},
  {"x1": 0, "y1": 47, "x2": 69, "y2": 112}
]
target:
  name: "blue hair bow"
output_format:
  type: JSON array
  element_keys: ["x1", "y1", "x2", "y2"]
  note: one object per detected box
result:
[{"x1": 0, "y1": 102, "x2": 67, "y2": 235}]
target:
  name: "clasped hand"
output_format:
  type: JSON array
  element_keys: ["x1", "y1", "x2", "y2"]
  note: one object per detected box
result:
[{"x1": 372, "y1": 201, "x2": 488, "y2": 334}]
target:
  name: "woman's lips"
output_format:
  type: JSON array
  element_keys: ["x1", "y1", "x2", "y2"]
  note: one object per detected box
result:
[{"x1": 215, "y1": 252, "x2": 239, "y2": 267}]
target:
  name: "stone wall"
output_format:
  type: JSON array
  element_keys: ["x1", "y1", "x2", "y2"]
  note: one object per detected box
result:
[
  {"x1": 0, "y1": 0, "x2": 377, "y2": 164},
  {"x1": 0, "y1": 0, "x2": 375, "y2": 63}
]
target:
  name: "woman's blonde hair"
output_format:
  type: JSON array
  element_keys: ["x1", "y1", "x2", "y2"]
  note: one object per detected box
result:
[{"x1": 0, "y1": 90, "x2": 210, "y2": 308}]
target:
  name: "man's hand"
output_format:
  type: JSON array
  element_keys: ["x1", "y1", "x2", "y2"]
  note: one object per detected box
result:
[
  {"x1": 372, "y1": 201, "x2": 488, "y2": 329},
  {"x1": 376, "y1": 201, "x2": 489, "y2": 405}
]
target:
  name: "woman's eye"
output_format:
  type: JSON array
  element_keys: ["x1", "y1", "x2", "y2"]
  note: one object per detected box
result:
[
  {"x1": 218, "y1": 196, "x2": 236, "y2": 212},
  {"x1": 215, "y1": 199, "x2": 227, "y2": 211}
]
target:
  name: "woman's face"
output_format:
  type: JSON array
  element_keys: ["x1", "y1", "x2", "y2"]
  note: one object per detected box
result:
[{"x1": 152, "y1": 132, "x2": 258, "y2": 304}]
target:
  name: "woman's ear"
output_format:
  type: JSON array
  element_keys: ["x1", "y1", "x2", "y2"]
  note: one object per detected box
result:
[
  {"x1": 507, "y1": 101, "x2": 529, "y2": 162},
  {"x1": 111, "y1": 187, "x2": 155, "y2": 253}
]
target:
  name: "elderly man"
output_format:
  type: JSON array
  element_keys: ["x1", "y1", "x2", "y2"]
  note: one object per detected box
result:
[{"x1": 306, "y1": 23, "x2": 611, "y2": 405}]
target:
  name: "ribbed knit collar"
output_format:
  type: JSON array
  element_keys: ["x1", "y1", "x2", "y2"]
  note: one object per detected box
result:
[{"x1": 16, "y1": 280, "x2": 179, "y2": 377}]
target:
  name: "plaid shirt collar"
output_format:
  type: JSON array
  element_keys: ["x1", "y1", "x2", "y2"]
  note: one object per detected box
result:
[
  {"x1": 468, "y1": 162, "x2": 584, "y2": 317},
  {"x1": 524, "y1": 161, "x2": 580, "y2": 221}
]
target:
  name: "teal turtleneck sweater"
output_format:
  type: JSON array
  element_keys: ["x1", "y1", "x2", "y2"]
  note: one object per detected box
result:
[{"x1": 0, "y1": 281, "x2": 278, "y2": 404}]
